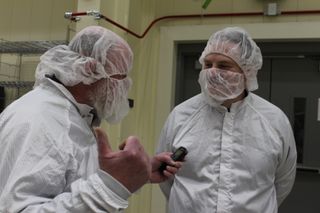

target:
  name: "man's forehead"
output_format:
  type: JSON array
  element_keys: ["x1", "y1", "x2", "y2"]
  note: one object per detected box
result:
[{"x1": 204, "y1": 53, "x2": 235, "y2": 63}]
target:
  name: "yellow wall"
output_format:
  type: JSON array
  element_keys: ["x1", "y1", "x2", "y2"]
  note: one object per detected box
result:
[
  {"x1": 2, "y1": 0, "x2": 320, "y2": 213},
  {"x1": 0, "y1": 0, "x2": 75, "y2": 105},
  {"x1": 0, "y1": 0, "x2": 74, "y2": 41}
]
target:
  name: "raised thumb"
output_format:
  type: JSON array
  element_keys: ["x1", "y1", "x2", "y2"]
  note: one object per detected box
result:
[{"x1": 94, "y1": 127, "x2": 112, "y2": 157}]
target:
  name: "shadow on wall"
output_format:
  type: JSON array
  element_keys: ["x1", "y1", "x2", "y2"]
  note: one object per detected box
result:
[{"x1": 0, "y1": 86, "x2": 4, "y2": 113}]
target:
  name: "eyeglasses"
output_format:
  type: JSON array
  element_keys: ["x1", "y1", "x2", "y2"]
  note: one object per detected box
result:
[{"x1": 109, "y1": 74, "x2": 127, "y2": 80}]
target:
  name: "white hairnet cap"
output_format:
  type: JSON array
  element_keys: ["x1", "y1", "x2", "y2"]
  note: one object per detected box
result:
[
  {"x1": 199, "y1": 27, "x2": 262, "y2": 91},
  {"x1": 35, "y1": 26, "x2": 133, "y2": 86}
]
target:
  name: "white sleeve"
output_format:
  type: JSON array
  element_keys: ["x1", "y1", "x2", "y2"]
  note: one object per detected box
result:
[
  {"x1": 157, "y1": 113, "x2": 176, "y2": 200},
  {"x1": 275, "y1": 117, "x2": 297, "y2": 206},
  {"x1": 21, "y1": 172, "x2": 130, "y2": 213},
  {"x1": 0, "y1": 127, "x2": 131, "y2": 213}
]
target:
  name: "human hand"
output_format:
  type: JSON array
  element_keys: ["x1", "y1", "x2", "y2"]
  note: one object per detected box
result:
[
  {"x1": 94, "y1": 127, "x2": 151, "y2": 193},
  {"x1": 149, "y1": 152, "x2": 182, "y2": 183}
]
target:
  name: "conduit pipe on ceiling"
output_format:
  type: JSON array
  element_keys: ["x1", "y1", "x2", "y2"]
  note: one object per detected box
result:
[{"x1": 64, "y1": 10, "x2": 320, "y2": 39}]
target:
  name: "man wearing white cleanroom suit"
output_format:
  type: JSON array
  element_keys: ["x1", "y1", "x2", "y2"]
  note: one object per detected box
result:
[
  {"x1": 0, "y1": 26, "x2": 181, "y2": 212},
  {"x1": 157, "y1": 27, "x2": 297, "y2": 213}
]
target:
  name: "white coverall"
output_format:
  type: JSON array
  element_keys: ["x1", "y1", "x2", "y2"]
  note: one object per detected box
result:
[
  {"x1": 0, "y1": 78, "x2": 130, "y2": 212},
  {"x1": 158, "y1": 93, "x2": 297, "y2": 213}
]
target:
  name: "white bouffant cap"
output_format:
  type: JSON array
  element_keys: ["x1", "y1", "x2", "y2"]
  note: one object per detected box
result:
[{"x1": 199, "y1": 27, "x2": 262, "y2": 91}]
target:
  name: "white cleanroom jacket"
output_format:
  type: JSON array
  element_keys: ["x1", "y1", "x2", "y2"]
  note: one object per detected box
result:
[
  {"x1": 0, "y1": 78, "x2": 130, "y2": 212},
  {"x1": 158, "y1": 93, "x2": 297, "y2": 213}
]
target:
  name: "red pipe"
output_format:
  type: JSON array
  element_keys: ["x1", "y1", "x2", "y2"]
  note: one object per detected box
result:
[
  {"x1": 66, "y1": 10, "x2": 320, "y2": 39},
  {"x1": 100, "y1": 12, "x2": 265, "y2": 38},
  {"x1": 69, "y1": 12, "x2": 88, "y2": 16},
  {"x1": 281, "y1": 10, "x2": 320, "y2": 15},
  {"x1": 64, "y1": 11, "x2": 88, "y2": 19}
]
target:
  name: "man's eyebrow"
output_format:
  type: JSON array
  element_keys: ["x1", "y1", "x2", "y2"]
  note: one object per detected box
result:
[
  {"x1": 218, "y1": 58, "x2": 235, "y2": 65},
  {"x1": 219, "y1": 60, "x2": 231, "y2": 64}
]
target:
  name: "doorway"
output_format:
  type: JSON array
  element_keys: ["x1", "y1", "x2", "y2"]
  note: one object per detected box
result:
[{"x1": 175, "y1": 41, "x2": 320, "y2": 212}]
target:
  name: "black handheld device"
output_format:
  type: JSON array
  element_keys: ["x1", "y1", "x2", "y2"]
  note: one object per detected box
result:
[{"x1": 159, "y1": 146, "x2": 188, "y2": 172}]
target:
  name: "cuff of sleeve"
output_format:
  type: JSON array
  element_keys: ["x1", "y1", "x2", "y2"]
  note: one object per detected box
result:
[{"x1": 97, "y1": 169, "x2": 131, "y2": 200}]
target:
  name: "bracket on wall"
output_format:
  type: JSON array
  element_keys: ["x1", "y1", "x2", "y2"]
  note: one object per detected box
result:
[
  {"x1": 264, "y1": 2, "x2": 280, "y2": 16},
  {"x1": 128, "y1": 98, "x2": 134, "y2": 108}
]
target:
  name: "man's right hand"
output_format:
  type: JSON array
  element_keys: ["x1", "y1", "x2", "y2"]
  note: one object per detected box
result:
[{"x1": 94, "y1": 127, "x2": 151, "y2": 193}]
